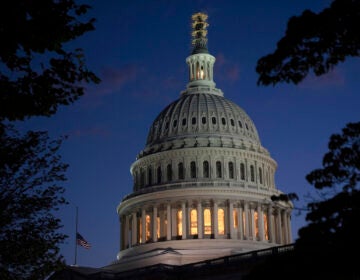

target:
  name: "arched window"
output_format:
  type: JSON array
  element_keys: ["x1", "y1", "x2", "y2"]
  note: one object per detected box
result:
[
  {"x1": 218, "y1": 208, "x2": 225, "y2": 235},
  {"x1": 192, "y1": 117, "x2": 196, "y2": 125},
  {"x1": 259, "y1": 167, "x2": 263, "y2": 184},
  {"x1": 203, "y1": 161, "x2": 209, "y2": 178},
  {"x1": 240, "y1": 163, "x2": 245, "y2": 180},
  {"x1": 212, "y1": 117, "x2": 216, "y2": 124},
  {"x1": 221, "y1": 117, "x2": 226, "y2": 125},
  {"x1": 146, "y1": 214, "x2": 151, "y2": 242},
  {"x1": 157, "y1": 166, "x2": 162, "y2": 184},
  {"x1": 216, "y1": 161, "x2": 222, "y2": 178},
  {"x1": 178, "y1": 162, "x2": 184, "y2": 179},
  {"x1": 177, "y1": 209, "x2": 182, "y2": 236},
  {"x1": 190, "y1": 161, "x2": 196, "y2": 178},
  {"x1": 228, "y1": 162, "x2": 234, "y2": 179},
  {"x1": 167, "y1": 164, "x2": 172, "y2": 181},
  {"x1": 202, "y1": 116, "x2": 206, "y2": 124},
  {"x1": 204, "y1": 209, "x2": 212, "y2": 235},
  {"x1": 148, "y1": 166, "x2": 152, "y2": 185},
  {"x1": 250, "y1": 165, "x2": 255, "y2": 182},
  {"x1": 190, "y1": 209, "x2": 198, "y2": 235}
]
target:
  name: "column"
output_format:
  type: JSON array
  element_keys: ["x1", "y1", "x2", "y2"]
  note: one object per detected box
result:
[
  {"x1": 166, "y1": 203, "x2": 171, "y2": 241},
  {"x1": 244, "y1": 202, "x2": 249, "y2": 240},
  {"x1": 267, "y1": 206, "x2": 275, "y2": 243},
  {"x1": 124, "y1": 215, "x2": 130, "y2": 248},
  {"x1": 152, "y1": 205, "x2": 158, "y2": 242},
  {"x1": 276, "y1": 209, "x2": 283, "y2": 244},
  {"x1": 141, "y1": 208, "x2": 146, "y2": 244},
  {"x1": 257, "y1": 204, "x2": 265, "y2": 241},
  {"x1": 213, "y1": 201, "x2": 218, "y2": 238},
  {"x1": 287, "y1": 212, "x2": 292, "y2": 243},
  {"x1": 131, "y1": 212, "x2": 137, "y2": 246},
  {"x1": 282, "y1": 210, "x2": 288, "y2": 244},
  {"x1": 238, "y1": 205, "x2": 244, "y2": 240},
  {"x1": 197, "y1": 201, "x2": 203, "y2": 239},
  {"x1": 228, "y1": 200, "x2": 234, "y2": 239},
  {"x1": 250, "y1": 206, "x2": 255, "y2": 240},
  {"x1": 181, "y1": 201, "x2": 187, "y2": 239}
]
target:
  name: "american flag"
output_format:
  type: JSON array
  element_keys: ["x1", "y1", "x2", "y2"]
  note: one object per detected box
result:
[{"x1": 76, "y1": 232, "x2": 91, "y2": 249}]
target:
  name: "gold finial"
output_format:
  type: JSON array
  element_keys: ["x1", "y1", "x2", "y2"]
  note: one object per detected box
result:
[{"x1": 191, "y1": 12, "x2": 209, "y2": 54}]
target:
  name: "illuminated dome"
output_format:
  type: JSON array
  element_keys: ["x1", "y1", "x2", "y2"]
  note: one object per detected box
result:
[
  {"x1": 112, "y1": 12, "x2": 293, "y2": 273},
  {"x1": 142, "y1": 93, "x2": 261, "y2": 158}
]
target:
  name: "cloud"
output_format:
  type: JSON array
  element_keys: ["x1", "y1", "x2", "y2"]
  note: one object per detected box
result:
[
  {"x1": 215, "y1": 53, "x2": 240, "y2": 82},
  {"x1": 95, "y1": 64, "x2": 139, "y2": 95},
  {"x1": 68, "y1": 126, "x2": 111, "y2": 139},
  {"x1": 300, "y1": 69, "x2": 345, "y2": 89}
]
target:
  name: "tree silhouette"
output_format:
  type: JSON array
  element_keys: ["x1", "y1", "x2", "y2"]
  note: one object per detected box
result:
[
  {"x1": 245, "y1": 122, "x2": 360, "y2": 279},
  {"x1": 256, "y1": 0, "x2": 360, "y2": 86},
  {"x1": 0, "y1": 0, "x2": 99, "y2": 278},
  {"x1": 0, "y1": 0, "x2": 100, "y2": 121},
  {"x1": 0, "y1": 125, "x2": 68, "y2": 279}
]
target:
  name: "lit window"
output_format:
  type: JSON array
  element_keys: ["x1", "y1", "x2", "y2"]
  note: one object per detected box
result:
[
  {"x1": 218, "y1": 208, "x2": 225, "y2": 235},
  {"x1": 157, "y1": 217, "x2": 160, "y2": 239},
  {"x1": 233, "y1": 209, "x2": 238, "y2": 229},
  {"x1": 146, "y1": 214, "x2": 151, "y2": 241},
  {"x1": 204, "y1": 209, "x2": 212, "y2": 234},
  {"x1": 190, "y1": 209, "x2": 198, "y2": 235},
  {"x1": 138, "y1": 217, "x2": 142, "y2": 243},
  {"x1": 264, "y1": 213, "x2": 269, "y2": 240},
  {"x1": 254, "y1": 211, "x2": 259, "y2": 239},
  {"x1": 177, "y1": 210, "x2": 182, "y2": 236}
]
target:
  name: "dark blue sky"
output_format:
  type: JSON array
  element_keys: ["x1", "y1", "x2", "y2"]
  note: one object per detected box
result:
[{"x1": 20, "y1": 0, "x2": 359, "y2": 268}]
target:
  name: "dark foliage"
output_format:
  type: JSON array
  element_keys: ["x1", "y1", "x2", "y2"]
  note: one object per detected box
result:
[
  {"x1": 0, "y1": 124, "x2": 68, "y2": 279},
  {"x1": 245, "y1": 122, "x2": 360, "y2": 279},
  {"x1": 0, "y1": 0, "x2": 100, "y2": 121},
  {"x1": 256, "y1": 0, "x2": 360, "y2": 86}
]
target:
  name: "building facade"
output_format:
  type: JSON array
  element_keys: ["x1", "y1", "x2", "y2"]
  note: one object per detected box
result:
[{"x1": 113, "y1": 12, "x2": 293, "y2": 272}]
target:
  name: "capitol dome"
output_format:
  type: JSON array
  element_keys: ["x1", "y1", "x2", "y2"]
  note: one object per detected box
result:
[
  {"x1": 142, "y1": 92, "x2": 262, "y2": 158},
  {"x1": 113, "y1": 12, "x2": 293, "y2": 273}
]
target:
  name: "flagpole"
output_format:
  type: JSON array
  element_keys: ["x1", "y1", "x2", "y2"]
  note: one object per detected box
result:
[{"x1": 74, "y1": 206, "x2": 78, "y2": 266}]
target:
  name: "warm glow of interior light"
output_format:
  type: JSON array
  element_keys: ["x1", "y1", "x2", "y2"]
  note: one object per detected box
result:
[
  {"x1": 190, "y1": 209, "x2": 198, "y2": 235},
  {"x1": 254, "y1": 211, "x2": 259, "y2": 238},
  {"x1": 204, "y1": 209, "x2": 212, "y2": 234},
  {"x1": 139, "y1": 220, "x2": 142, "y2": 243},
  {"x1": 218, "y1": 208, "x2": 225, "y2": 235},
  {"x1": 145, "y1": 214, "x2": 151, "y2": 241},
  {"x1": 233, "y1": 209, "x2": 238, "y2": 229},
  {"x1": 264, "y1": 213, "x2": 269, "y2": 240},
  {"x1": 157, "y1": 217, "x2": 160, "y2": 238},
  {"x1": 177, "y1": 210, "x2": 182, "y2": 236}
]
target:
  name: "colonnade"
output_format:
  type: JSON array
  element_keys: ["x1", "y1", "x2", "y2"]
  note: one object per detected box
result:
[{"x1": 120, "y1": 198, "x2": 292, "y2": 250}]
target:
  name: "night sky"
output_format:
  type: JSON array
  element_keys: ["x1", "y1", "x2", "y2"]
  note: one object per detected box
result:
[{"x1": 19, "y1": 0, "x2": 359, "y2": 268}]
